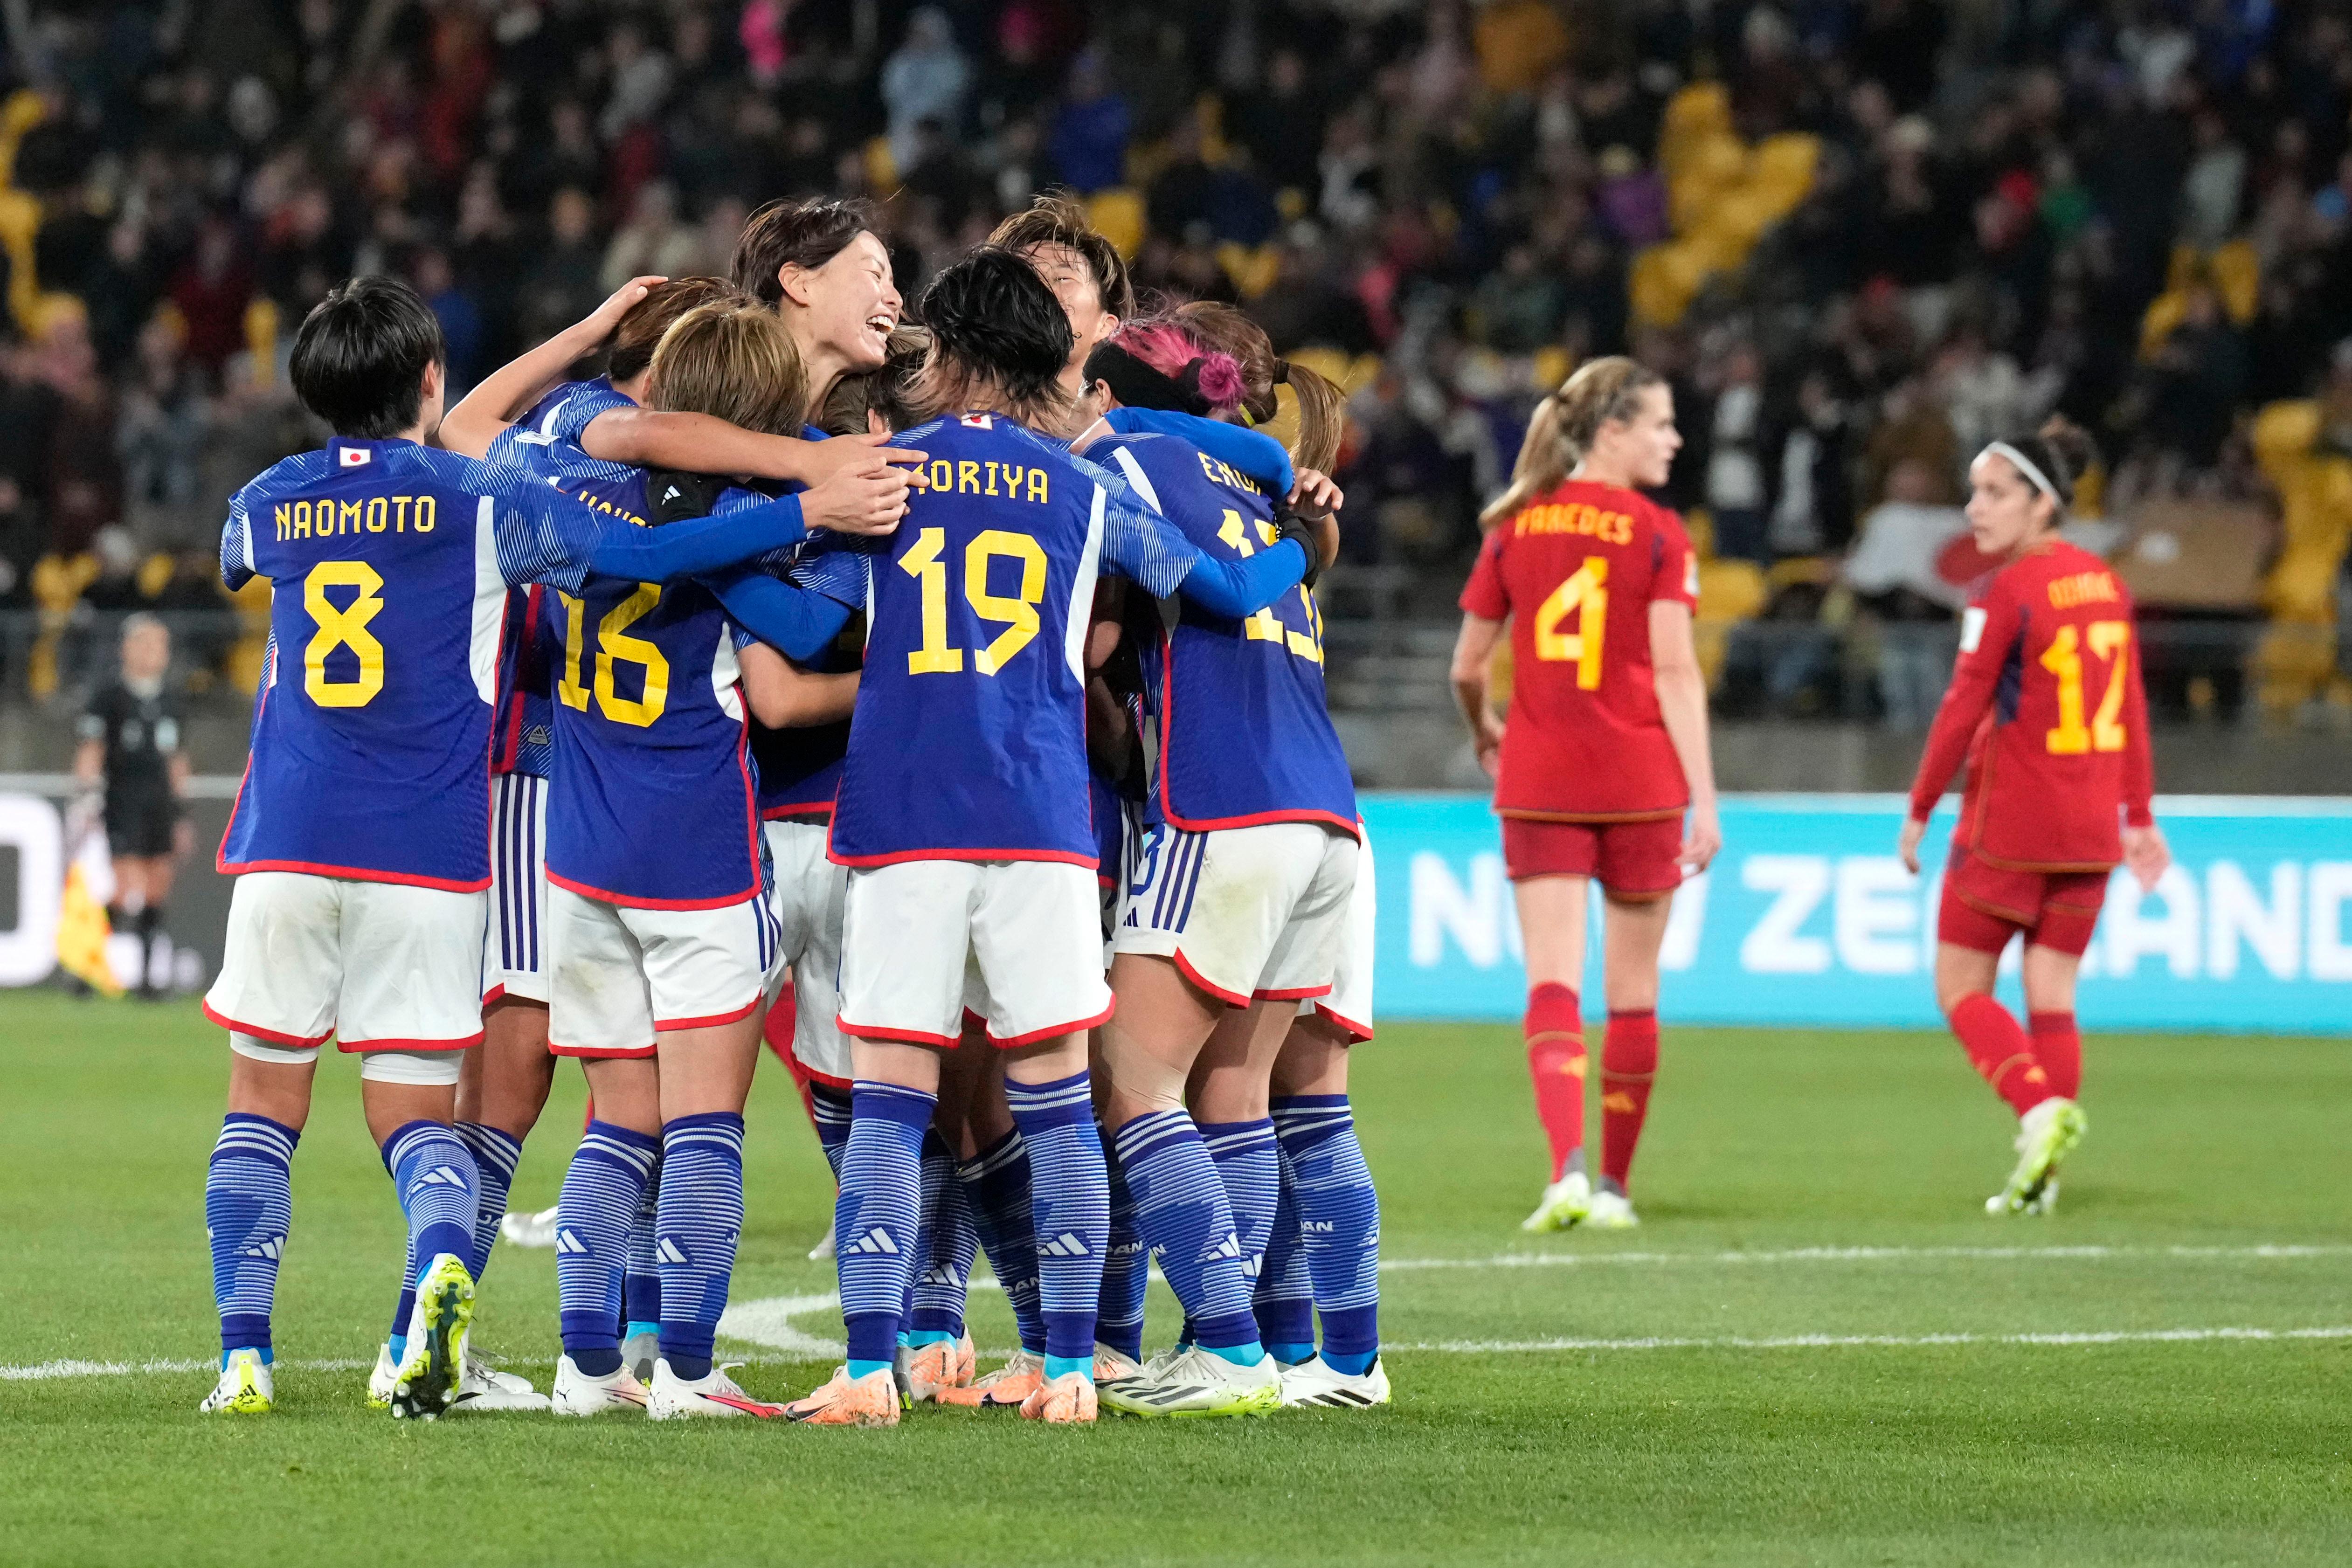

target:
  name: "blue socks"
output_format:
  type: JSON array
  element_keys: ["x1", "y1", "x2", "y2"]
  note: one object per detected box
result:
[
  {"x1": 1005, "y1": 1071, "x2": 1108, "y2": 1374},
  {"x1": 555, "y1": 1120, "x2": 658, "y2": 1377},
  {"x1": 1274, "y1": 1094, "x2": 1381, "y2": 1375},
  {"x1": 809, "y1": 1080, "x2": 852, "y2": 1180},
  {"x1": 1098, "y1": 1123, "x2": 1148, "y2": 1361},
  {"x1": 835, "y1": 1081, "x2": 933, "y2": 1379},
  {"x1": 957, "y1": 1129, "x2": 1046, "y2": 1354},
  {"x1": 1114, "y1": 1109, "x2": 1261, "y2": 1361},
  {"x1": 1199, "y1": 1118, "x2": 1279, "y2": 1287},
  {"x1": 381, "y1": 1120, "x2": 481, "y2": 1289},
  {"x1": 205, "y1": 1113, "x2": 298, "y2": 1360},
  {"x1": 453, "y1": 1121, "x2": 523, "y2": 1280},
  {"x1": 1254, "y1": 1161, "x2": 1315, "y2": 1365},
  {"x1": 657, "y1": 1112, "x2": 746, "y2": 1381},
  {"x1": 910, "y1": 1131, "x2": 977, "y2": 1340},
  {"x1": 622, "y1": 1171, "x2": 661, "y2": 1340}
]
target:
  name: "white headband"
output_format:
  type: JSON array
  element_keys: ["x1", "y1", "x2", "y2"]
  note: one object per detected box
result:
[{"x1": 1980, "y1": 441, "x2": 2059, "y2": 504}]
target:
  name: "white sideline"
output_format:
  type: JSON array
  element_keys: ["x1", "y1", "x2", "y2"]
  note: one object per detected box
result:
[
  {"x1": 1380, "y1": 1242, "x2": 2352, "y2": 1272},
  {"x1": 1398, "y1": 1326, "x2": 2352, "y2": 1353}
]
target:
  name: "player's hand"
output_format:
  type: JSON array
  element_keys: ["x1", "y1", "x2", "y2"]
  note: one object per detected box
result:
[
  {"x1": 1896, "y1": 815, "x2": 1928, "y2": 876},
  {"x1": 1473, "y1": 713, "x2": 1504, "y2": 779},
  {"x1": 2123, "y1": 823, "x2": 2170, "y2": 893},
  {"x1": 797, "y1": 428, "x2": 929, "y2": 487},
  {"x1": 584, "y1": 276, "x2": 667, "y2": 337},
  {"x1": 1290, "y1": 468, "x2": 1344, "y2": 518},
  {"x1": 801, "y1": 459, "x2": 913, "y2": 536},
  {"x1": 1680, "y1": 801, "x2": 1722, "y2": 873}
]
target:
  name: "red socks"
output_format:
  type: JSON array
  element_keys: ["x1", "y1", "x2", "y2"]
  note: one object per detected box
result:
[
  {"x1": 1600, "y1": 1010, "x2": 1659, "y2": 1189},
  {"x1": 1949, "y1": 993, "x2": 2054, "y2": 1115},
  {"x1": 1524, "y1": 983, "x2": 1587, "y2": 1182},
  {"x1": 2029, "y1": 1011, "x2": 2081, "y2": 1101}
]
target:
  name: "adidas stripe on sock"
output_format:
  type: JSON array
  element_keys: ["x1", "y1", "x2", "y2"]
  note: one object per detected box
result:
[
  {"x1": 1006, "y1": 1071, "x2": 1108, "y2": 1365},
  {"x1": 1114, "y1": 1109, "x2": 1259, "y2": 1357},
  {"x1": 1099, "y1": 1122, "x2": 1148, "y2": 1361},
  {"x1": 453, "y1": 1121, "x2": 523, "y2": 1282},
  {"x1": 910, "y1": 1131, "x2": 977, "y2": 1340},
  {"x1": 836, "y1": 1082, "x2": 934, "y2": 1375},
  {"x1": 957, "y1": 1128, "x2": 1046, "y2": 1354},
  {"x1": 206, "y1": 1113, "x2": 298, "y2": 1359},
  {"x1": 1199, "y1": 1118, "x2": 1280, "y2": 1287},
  {"x1": 1273, "y1": 1094, "x2": 1380, "y2": 1372},
  {"x1": 809, "y1": 1081, "x2": 851, "y2": 1181},
  {"x1": 380, "y1": 1120, "x2": 480, "y2": 1288},
  {"x1": 656, "y1": 1112, "x2": 746, "y2": 1381},
  {"x1": 555, "y1": 1120, "x2": 659, "y2": 1377}
]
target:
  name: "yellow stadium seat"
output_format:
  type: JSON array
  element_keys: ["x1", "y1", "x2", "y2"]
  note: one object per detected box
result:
[
  {"x1": 2210, "y1": 239, "x2": 2259, "y2": 324},
  {"x1": 862, "y1": 137, "x2": 899, "y2": 195},
  {"x1": 2138, "y1": 289, "x2": 2186, "y2": 360},
  {"x1": 1528, "y1": 345, "x2": 1572, "y2": 394},
  {"x1": 1085, "y1": 188, "x2": 1145, "y2": 260},
  {"x1": 1215, "y1": 241, "x2": 1281, "y2": 298},
  {"x1": 1698, "y1": 558, "x2": 1766, "y2": 621},
  {"x1": 1750, "y1": 133, "x2": 1820, "y2": 204},
  {"x1": 2252, "y1": 399, "x2": 2321, "y2": 480}
]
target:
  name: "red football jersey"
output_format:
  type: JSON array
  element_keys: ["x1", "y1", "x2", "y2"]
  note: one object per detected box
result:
[
  {"x1": 1907, "y1": 538, "x2": 2155, "y2": 870},
  {"x1": 1460, "y1": 480, "x2": 1700, "y2": 821}
]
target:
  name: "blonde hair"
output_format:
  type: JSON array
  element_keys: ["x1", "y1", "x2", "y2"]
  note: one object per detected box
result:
[
  {"x1": 646, "y1": 302, "x2": 809, "y2": 435},
  {"x1": 1480, "y1": 356, "x2": 1666, "y2": 530},
  {"x1": 1168, "y1": 300, "x2": 1347, "y2": 474}
]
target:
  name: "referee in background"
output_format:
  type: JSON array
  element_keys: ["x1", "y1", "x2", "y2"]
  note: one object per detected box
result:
[{"x1": 74, "y1": 614, "x2": 191, "y2": 998}]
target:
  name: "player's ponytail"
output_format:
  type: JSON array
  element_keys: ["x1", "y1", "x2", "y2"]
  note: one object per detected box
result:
[
  {"x1": 1167, "y1": 300, "x2": 1346, "y2": 475},
  {"x1": 646, "y1": 302, "x2": 809, "y2": 438},
  {"x1": 908, "y1": 247, "x2": 1076, "y2": 429},
  {"x1": 1480, "y1": 357, "x2": 1666, "y2": 532}
]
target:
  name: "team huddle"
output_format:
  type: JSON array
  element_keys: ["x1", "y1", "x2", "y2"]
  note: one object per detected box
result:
[{"x1": 195, "y1": 195, "x2": 1384, "y2": 1426}]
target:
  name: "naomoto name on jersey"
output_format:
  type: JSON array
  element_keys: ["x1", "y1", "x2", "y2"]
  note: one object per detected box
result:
[
  {"x1": 925, "y1": 458, "x2": 1051, "y2": 503},
  {"x1": 273, "y1": 495, "x2": 439, "y2": 542},
  {"x1": 1513, "y1": 500, "x2": 1633, "y2": 545}
]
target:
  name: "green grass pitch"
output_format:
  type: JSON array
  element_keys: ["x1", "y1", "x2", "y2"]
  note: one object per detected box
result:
[{"x1": 5, "y1": 992, "x2": 2350, "y2": 1566}]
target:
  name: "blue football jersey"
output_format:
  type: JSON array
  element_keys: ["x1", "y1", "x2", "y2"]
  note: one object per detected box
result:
[
  {"x1": 218, "y1": 437, "x2": 700, "y2": 890},
  {"x1": 1095, "y1": 433, "x2": 1356, "y2": 836},
  {"x1": 817, "y1": 414, "x2": 1245, "y2": 867},
  {"x1": 543, "y1": 470, "x2": 772, "y2": 907},
  {"x1": 490, "y1": 586, "x2": 557, "y2": 777}
]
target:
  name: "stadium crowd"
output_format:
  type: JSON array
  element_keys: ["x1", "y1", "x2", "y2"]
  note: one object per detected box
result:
[{"x1": 2, "y1": 0, "x2": 2352, "y2": 718}]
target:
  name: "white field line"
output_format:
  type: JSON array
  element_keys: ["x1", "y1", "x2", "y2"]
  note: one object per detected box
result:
[
  {"x1": 3, "y1": 1355, "x2": 370, "y2": 1382},
  {"x1": 1399, "y1": 1326, "x2": 2352, "y2": 1353},
  {"x1": 1380, "y1": 1242, "x2": 2352, "y2": 1272}
]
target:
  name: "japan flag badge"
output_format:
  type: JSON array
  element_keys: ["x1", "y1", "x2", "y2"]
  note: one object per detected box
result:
[{"x1": 339, "y1": 446, "x2": 373, "y2": 468}]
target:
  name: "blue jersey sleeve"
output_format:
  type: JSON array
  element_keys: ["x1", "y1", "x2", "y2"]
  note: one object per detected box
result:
[
  {"x1": 1103, "y1": 408, "x2": 1295, "y2": 497},
  {"x1": 477, "y1": 460, "x2": 810, "y2": 592},
  {"x1": 705, "y1": 568, "x2": 855, "y2": 662},
  {"x1": 1080, "y1": 450, "x2": 1308, "y2": 615},
  {"x1": 220, "y1": 488, "x2": 256, "y2": 590},
  {"x1": 785, "y1": 540, "x2": 875, "y2": 609},
  {"x1": 543, "y1": 379, "x2": 636, "y2": 447}
]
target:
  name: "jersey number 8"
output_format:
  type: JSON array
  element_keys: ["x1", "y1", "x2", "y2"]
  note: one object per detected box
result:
[
  {"x1": 900, "y1": 525, "x2": 1046, "y2": 675},
  {"x1": 303, "y1": 560, "x2": 387, "y2": 708},
  {"x1": 558, "y1": 585, "x2": 671, "y2": 728},
  {"x1": 1534, "y1": 555, "x2": 1608, "y2": 691}
]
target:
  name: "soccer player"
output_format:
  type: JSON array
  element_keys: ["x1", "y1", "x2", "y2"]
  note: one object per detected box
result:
[
  {"x1": 537, "y1": 299, "x2": 864, "y2": 1419},
  {"x1": 1897, "y1": 423, "x2": 2167, "y2": 1215},
  {"x1": 1449, "y1": 357, "x2": 1721, "y2": 1233},
  {"x1": 781, "y1": 248, "x2": 1319, "y2": 1427},
  {"x1": 1079, "y1": 318, "x2": 1356, "y2": 1416},
  {"x1": 73, "y1": 614, "x2": 190, "y2": 997},
  {"x1": 196, "y1": 276, "x2": 835, "y2": 1418}
]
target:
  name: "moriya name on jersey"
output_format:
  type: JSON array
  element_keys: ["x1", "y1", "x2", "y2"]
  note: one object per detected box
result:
[
  {"x1": 218, "y1": 437, "x2": 686, "y2": 891},
  {"x1": 543, "y1": 468, "x2": 770, "y2": 908},
  {"x1": 811, "y1": 413, "x2": 1248, "y2": 869},
  {"x1": 1092, "y1": 430, "x2": 1356, "y2": 836}
]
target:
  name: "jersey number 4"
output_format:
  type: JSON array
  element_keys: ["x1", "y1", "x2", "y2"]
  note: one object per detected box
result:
[
  {"x1": 1534, "y1": 555, "x2": 1608, "y2": 691},
  {"x1": 2041, "y1": 620, "x2": 2130, "y2": 755},
  {"x1": 558, "y1": 585, "x2": 670, "y2": 728},
  {"x1": 900, "y1": 525, "x2": 1046, "y2": 675}
]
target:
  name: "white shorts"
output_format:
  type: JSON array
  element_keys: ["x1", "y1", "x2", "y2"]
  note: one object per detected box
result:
[
  {"x1": 1115, "y1": 820, "x2": 1359, "y2": 1007},
  {"x1": 484, "y1": 772, "x2": 550, "y2": 1005},
  {"x1": 546, "y1": 884, "x2": 783, "y2": 1059},
  {"x1": 204, "y1": 871, "x2": 488, "y2": 1051},
  {"x1": 766, "y1": 817, "x2": 850, "y2": 1085},
  {"x1": 839, "y1": 858, "x2": 1113, "y2": 1048},
  {"x1": 1301, "y1": 826, "x2": 1374, "y2": 1041}
]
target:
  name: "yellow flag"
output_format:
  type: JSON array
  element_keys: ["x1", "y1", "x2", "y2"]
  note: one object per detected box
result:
[{"x1": 56, "y1": 861, "x2": 122, "y2": 997}]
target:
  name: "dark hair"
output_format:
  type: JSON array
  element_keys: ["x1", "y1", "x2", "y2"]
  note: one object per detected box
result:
[
  {"x1": 908, "y1": 247, "x2": 1074, "y2": 427},
  {"x1": 819, "y1": 324, "x2": 929, "y2": 435},
  {"x1": 289, "y1": 276, "x2": 446, "y2": 438},
  {"x1": 731, "y1": 197, "x2": 879, "y2": 309},
  {"x1": 989, "y1": 192, "x2": 1135, "y2": 321},
  {"x1": 1993, "y1": 416, "x2": 2100, "y2": 514},
  {"x1": 609, "y1": 276, "x2": 752, "y2": 384},
  {"x1": 1168, "y1": 300, "x2": 1347, "y2": 473}
]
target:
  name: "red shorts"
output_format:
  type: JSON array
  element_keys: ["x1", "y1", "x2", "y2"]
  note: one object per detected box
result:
[
  {"x1": 1501, "y1": 815, "x2": 1683, "y2": 897},
  {"x1": 1938, "y1": 847, "x2": 2110, "y2": 957}
]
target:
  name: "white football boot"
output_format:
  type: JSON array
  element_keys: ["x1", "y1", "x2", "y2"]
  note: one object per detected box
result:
[
  {"x1": 1520, "y1": 1170, "x2": 1592, "y2": 1232},
  {"x1": 499, "y1": 1205, "x2": 560, "y2": 1249},
  {"x1": 550, "y1": 1354, "x2": 649, "y2": 1416},
  {"x1": 1092, "y1": 1342, "x2": 1145, "y2": 1384},
  {"x1": 1279, "y1": 1354, "x2": 1393, "y2": 1409},
  {"x1": 647, "y1": 1358, "x2": 786, "y2": 1419},
  {"x1": 366, "y1": 1342, "x2": 399, "y2": 1409},
  {"x1": 389, "y1": 1252, "x2": 475, "y2": 1420},
  {"x1": 807, "y1": 1229, "x2": 837, "y2": 1262},
  {"x1": 1988, "y1": 1098, "x2": 2086, "y2": 1215},
  {"x1": 448, "y1": 1335, "x2": 548, "y2": 1413},
  {"x1": 621, "y1": 1326, "x2": 661, "y2": 1387},
  {"x1": 1098, "y1": 1345, "x2": 1282, "y2": 1418},
  {"x1": 199, "y1": 1348, "x2": 273, "y2": 1415},
  {"x1": 1584, "y1": 1187, "x2": 1641, "y2": 1229}
]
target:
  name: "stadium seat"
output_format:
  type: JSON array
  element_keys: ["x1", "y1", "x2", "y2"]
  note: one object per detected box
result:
[{"x1": 1086, "y1": 188, "x2": 1146, "y2": 260}]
